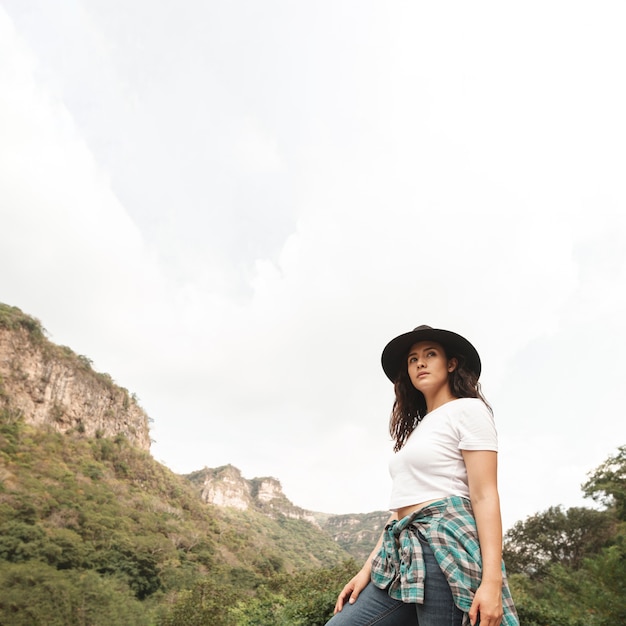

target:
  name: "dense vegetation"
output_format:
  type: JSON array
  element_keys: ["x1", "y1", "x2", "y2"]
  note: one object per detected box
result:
[
  {"x1": 0, "y1": 414, "x2": 353, "y2": 624},
  {"x1": 503, "y1": 445, "x2": 626, "y2": 625}
]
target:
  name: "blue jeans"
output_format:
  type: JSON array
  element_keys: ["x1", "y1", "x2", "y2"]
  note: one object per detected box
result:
[{"x1": 325, "y1": 534, "x2": 465, "y2": 626}]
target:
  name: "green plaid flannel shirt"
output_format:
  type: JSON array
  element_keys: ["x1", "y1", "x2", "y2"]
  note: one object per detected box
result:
[{"x1": 371, "y1": 496, "x2": 519, "y2": 626}]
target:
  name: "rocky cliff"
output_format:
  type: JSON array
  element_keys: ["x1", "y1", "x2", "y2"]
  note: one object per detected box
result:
[
  {"x1": 185, "y1": 464, "x2": 390, "y2": 560},
  {"x1": 0, "y1": 304, "x2": 150, "y2": 450},
  {"x1": 186, "y1": 464, "x2": 321, "y2": 526}
]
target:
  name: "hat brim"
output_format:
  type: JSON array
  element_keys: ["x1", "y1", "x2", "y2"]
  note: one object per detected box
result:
[{"x1": 381, "y1": 326, "x2": 481, "y2": 382}]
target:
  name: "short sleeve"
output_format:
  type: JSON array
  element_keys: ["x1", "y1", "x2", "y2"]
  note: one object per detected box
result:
[{"x1": 455, "y1": 399, "x2": 498, "y2": 451}]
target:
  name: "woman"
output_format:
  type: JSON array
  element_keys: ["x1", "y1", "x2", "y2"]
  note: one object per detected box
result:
[{"x1": 326, "y1": 325, "x2": 518, "y2": 626}]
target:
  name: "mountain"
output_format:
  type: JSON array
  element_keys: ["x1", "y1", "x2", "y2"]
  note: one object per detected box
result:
[
  {"x1": 321, "y1": 510, "x2": 391, "y2": 562},
  {"x1": 187, "y1": 464, "x2": 390, "y2": 562},
  {"x1": 0, "y1": 303, "x2": 388, "y2": 623},
  {"x1": 187, "y1": 464, "x2": 321, "y2": 525}
]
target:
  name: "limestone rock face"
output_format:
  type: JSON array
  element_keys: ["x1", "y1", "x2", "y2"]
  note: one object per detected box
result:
[
  {"x1": 0, "y1": 324, "x2": 150, "y2": 450},
  {"x1": 254, "y1": 477, "x2": 283, "y2": 503},
  {"x1": 187, "y1": 465, "x2": 321, "y2": 526},
  {"x1": 198, "y1": 465, "x2": 253, "y2": 510}
]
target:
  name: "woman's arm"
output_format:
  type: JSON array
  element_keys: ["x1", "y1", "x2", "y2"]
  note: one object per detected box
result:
[
  {"x1": 333, "y1": 512, "x2": 397, "y2": 613},
  {"x1": 462, "y1": 450, "x2": 504, "y2": 626}
]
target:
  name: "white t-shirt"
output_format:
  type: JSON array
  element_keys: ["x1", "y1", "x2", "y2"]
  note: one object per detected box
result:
[{"x1": 388, "y1": 397, "x2": 498, "y2": 511}]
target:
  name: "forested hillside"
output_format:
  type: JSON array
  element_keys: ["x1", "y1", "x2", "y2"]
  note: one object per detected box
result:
[{"x1": 0, "y1": 415, "x2": 358, "y2": 624}]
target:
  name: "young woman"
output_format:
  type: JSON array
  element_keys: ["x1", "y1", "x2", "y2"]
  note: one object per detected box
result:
[{"x1": 326, "y1": 325, "x2": 518, "y2": 626}]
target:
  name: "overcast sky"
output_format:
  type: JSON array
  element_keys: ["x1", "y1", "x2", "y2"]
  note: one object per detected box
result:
[{"x1": 1, "y1": 1, "x2": 624, "y2": 531}]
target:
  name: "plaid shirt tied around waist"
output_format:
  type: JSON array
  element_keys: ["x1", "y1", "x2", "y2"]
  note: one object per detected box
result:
[{"x1": 370, "y1": 496, "x2": 519, "y2": 626}]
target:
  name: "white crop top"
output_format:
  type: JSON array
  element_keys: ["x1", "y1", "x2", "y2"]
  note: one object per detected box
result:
[{"x1": 388, "y1": 397, "x2": 498, "y2": 511}]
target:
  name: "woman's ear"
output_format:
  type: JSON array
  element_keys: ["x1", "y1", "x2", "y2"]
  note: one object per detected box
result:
[{"x1": 447, "y1": 358, "x2": 458, "y2": 373}]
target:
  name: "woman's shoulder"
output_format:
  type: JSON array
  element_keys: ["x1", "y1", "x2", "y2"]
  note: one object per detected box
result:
[
  {"x1": 449, "y1": 397, "x2": 492, "y2": 417},
  {"x1": 449, "y1": 398, "x2": 497, "y2": 444}
]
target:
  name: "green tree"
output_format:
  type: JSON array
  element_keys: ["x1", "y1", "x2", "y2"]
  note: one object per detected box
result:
[
  {"x1": 94, "y1": 541, "x2": 162, "y2": 599},
  {"x1": 0, "y1": 561, "x2": 150, "y2": 625},
  {"x1": 229, "y1": 586, "x2": 288, "y2": 626},
  {"x1": 158, "y1": 575, "x2": 238, "y2": 626},
  {"x1": 0, "y1": 520, "x2": 46, "y2": 562},
  {"x1": 509, "y1": 571, "x2": 589, "y2": 626},
  {"x1": 507, "y1": 446, "x2": 626, "y2": 625},
  {"x1": 274, "y1": 560, "x2": 360, "y2": 626},
  {"x1": 509, "y1": 533, "x2": 626, "y2": 626},
  {"x1": 582, "y1": 444, "x2": 626, "y2": 520},
  {"x1": 503, "y1": 505, "x2": 616, "y2": 577},
  {"x1": 575, "y1": 527, "x2": 626, "y2": 625}
]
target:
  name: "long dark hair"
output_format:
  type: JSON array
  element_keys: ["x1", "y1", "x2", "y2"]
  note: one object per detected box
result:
[{"x1": 389, "y1": 349, "x2": 491, "y2": 452}]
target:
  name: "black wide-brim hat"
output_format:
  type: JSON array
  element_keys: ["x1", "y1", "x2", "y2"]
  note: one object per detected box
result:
[{"x1": 381, "y1": 325, "x2": 481, "y2": 382}]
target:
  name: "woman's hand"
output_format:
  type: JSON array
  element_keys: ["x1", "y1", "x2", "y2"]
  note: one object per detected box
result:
[
  {"x1": 468, "y1": 580, "x2": 503, "y2": 626},
  {"x1": 333, "y1": 567, "x2": 371, "y2": 613}
]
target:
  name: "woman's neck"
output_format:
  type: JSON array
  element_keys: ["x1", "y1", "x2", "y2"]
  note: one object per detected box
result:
[{"x1": 425, "y1": 392, "x2": 458, "y2": 414}]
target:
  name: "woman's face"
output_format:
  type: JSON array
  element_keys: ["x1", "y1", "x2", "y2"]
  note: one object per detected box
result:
[{"x1": 406, "y1": 340, "x2": 457, "y2": 396}]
